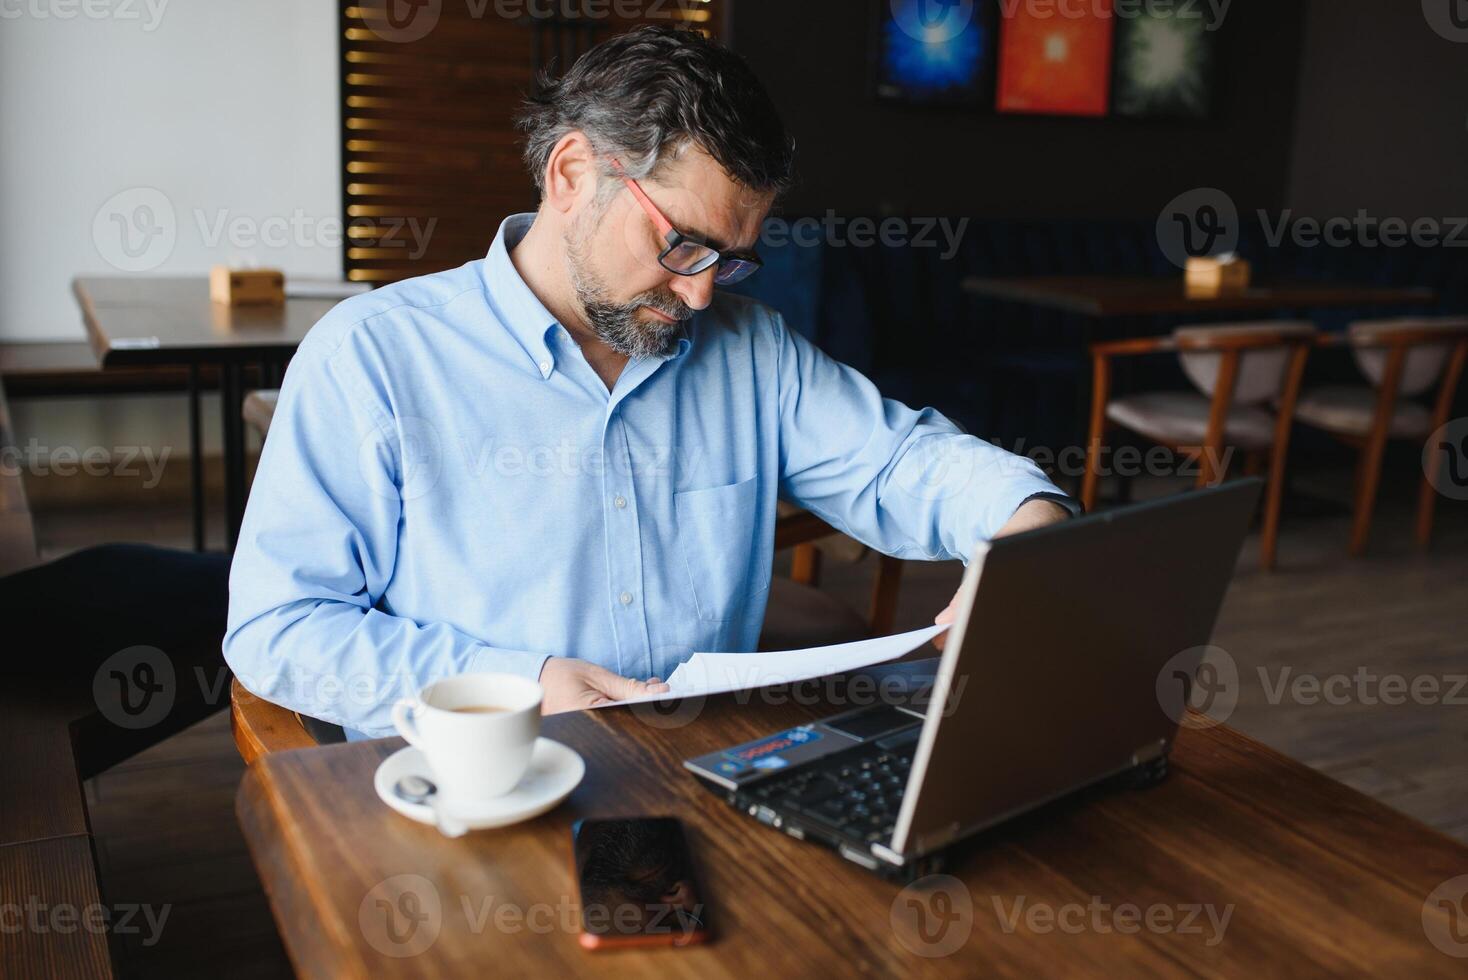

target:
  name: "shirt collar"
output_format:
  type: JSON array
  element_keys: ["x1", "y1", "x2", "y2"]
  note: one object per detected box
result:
[
  {"x1": 481, "y1": 213, "x2": 694, "y2": 379},
  {"x1": 483, "y1": 214, "x2": 561, "y2": 379}
]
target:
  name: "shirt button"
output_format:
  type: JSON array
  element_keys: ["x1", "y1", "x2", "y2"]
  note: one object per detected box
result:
[
  {"x1": 619, "y1": 591, "x2": 634, "y2": 606},
  {"x1": 538, "y1": 361, "x2": 551, "y2": 377},
  {"x1": 614, "y1": 495, "x2": 627, "y2": 509}
]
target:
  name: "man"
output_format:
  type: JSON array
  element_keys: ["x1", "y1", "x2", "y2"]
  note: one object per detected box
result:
[{"x1": 225, "y1": 27, "x2": 1073, "y2": 738}]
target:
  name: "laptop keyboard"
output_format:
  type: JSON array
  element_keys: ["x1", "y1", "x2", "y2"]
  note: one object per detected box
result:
[{"x1": 744, "y1": 727, "x2": 920, "y2": 844}]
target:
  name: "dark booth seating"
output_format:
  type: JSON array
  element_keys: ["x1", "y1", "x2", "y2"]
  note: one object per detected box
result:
[{"x1": 728, "y1": 216, "x2": 1468, "y2": 450}]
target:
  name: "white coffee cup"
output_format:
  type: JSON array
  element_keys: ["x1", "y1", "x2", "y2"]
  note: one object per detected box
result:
[{"x1": 391, "y1": 673, "x2": 543, "y2": 809}]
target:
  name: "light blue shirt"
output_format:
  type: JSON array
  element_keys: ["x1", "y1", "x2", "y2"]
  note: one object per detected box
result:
[{"x1": 225, "y1": 215, "x2": 1071, "y2": 737}]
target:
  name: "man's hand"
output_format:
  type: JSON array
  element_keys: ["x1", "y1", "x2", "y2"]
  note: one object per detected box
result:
[
  {"x1": 933, "y1": 498, "x2": 1070, "y2": 650},
  {"x1": 538, "y1": 657, "x2": 671, "y2": 714}
]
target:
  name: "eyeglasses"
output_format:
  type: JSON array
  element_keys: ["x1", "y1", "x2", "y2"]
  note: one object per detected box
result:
[{"x1": 609, "y1": 158, "x2": 763, "y2": 286}]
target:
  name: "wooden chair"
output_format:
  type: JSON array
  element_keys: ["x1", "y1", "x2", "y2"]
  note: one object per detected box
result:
[
  {"x1": 1082, "y1": 321, "x2": 1317, "y2": 570},
  {"x1": 1293, "y1": 317, "x2": 1468, "y2": 555},
  {"x1": 242, "y1": 388, "x2": 278, "y2": 437},
  {"x1": 232, "y1": 393, "x2": 907, "y2": 760}
]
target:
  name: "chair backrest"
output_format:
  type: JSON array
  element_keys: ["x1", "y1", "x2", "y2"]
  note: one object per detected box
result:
[
  {"x1": 1173, "y1": 321, "x2": 1318, "y2": 404},
  {"x1": 1347, "y1": 317, "x2": 1468, "y2": 398},
  {"x1": 230, "y1": 677, "x2": 317, "y2": 764}
]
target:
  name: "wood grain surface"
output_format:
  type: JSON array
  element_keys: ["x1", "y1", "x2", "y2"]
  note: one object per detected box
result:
[
  {"x1": 0, "y1": 836, "x2": 116, "y2": 979},
  {"x1": 236, "y1": 688, "x2": 1468, "y2": 978}
]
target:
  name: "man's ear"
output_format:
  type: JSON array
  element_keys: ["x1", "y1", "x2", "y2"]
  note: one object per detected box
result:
[{"x1": 543, "y1": 131, "x2": 599, "y2": 216}]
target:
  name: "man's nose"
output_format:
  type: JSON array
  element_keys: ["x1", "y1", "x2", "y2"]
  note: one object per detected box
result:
[{"x1": 668, "y1": 267, "x2": 716, "y2": 312}]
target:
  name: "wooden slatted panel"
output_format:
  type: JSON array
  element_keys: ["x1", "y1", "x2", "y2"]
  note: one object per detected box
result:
[{"x1": 340, "y1": 1, "x2": 729, "y2": 285}]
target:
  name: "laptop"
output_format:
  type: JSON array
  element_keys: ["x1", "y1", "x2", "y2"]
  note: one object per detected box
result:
[{"x1": 684, "y1": 480, "x2": 1261, "y2": 881}]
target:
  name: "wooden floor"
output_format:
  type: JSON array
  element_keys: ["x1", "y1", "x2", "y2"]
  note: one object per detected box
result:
[{"x1": 27, "y1": 458, "x2": 1468, "y2": 978}]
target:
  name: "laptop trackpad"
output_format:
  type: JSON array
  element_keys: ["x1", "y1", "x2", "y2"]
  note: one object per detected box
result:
[{"x1": 824, "y1": 705, "x2": 921, "y2": 741}]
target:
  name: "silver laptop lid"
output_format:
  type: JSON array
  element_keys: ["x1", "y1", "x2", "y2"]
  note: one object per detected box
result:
[{"x1": 886, "y1": 481, "x2": 1260, "y2": 859}]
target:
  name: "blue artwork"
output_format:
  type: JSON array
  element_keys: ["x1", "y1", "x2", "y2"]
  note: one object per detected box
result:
[{"x1": 876, "y1": 0, "x2": 995, "y2": 105}]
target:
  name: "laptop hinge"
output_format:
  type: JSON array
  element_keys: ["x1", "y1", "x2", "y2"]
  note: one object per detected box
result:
[
  {"x1": 1131, "y1": 739, "x2": 1169, "y2": 766},
  {"x1": 870, "y1": 843, "x2": 907, "y2": 866},
  {"x1": 912, "y1": 821, "x2": 962, "y2": 857}
]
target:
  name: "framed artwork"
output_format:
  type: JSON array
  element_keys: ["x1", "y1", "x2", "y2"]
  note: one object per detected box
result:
[
  {"x1": 995, "y1": 0, "x2": 1115, "y2": 117},
  {"x1": 874, "y1": 0, "x2": 998, "y2": 105},
  {"x1": 1112, "y1": 8, "x2": 1216, "y2": 119}
]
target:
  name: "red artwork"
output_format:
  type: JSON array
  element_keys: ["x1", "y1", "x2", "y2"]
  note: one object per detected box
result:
[{"x1": 996, "y1": 2, "x2": 1115, "y2": 117}]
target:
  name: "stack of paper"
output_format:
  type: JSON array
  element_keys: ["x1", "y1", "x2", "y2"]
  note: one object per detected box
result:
[{"x1": 597, "y1": 623, "x2": 947, "y2": 708}]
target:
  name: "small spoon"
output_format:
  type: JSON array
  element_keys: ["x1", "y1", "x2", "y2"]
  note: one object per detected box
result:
[{"x1": 393, "y1": 774, "x2": 467, "y2": 838}]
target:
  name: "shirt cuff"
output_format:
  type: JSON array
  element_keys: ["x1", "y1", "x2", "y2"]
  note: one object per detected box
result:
[
  {"x1": 1018, "y1": 491, "x2": 1083, "y2": 518},
  {"x1": 467, "y1": 645, "x2": 553, "y2": 684}
]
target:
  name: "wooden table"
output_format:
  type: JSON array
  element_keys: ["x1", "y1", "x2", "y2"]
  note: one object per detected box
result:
[
  {"x1": 235, "y1": 688, "x2": 1468, "y2": 977},
  {"x1": 72, "y1": 277, "x2": 346, "y2": 550},
  {"x1": 0, "y1": 377, "x2": 37, "y2": 576},
  {"x1": 962, "y1": 275, "x2": 1438, "y2": 318}
]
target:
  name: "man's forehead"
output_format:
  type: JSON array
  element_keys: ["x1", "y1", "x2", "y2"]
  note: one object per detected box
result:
[{"x1": 647, "y1": 152, "x2": 772, "y2": 251}]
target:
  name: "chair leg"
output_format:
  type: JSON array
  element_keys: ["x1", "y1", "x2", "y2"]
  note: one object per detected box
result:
[
  {"x1": 791, "y1": 543, "x2": 822, "y2": 587},
  {"x1": 1351, "y1": 348, "x2": 1406, "y2": 557},
  {"x1": 1259, "y1": 454, "x2": 1285, "y2": 572},
  {"x1": 1081, "y1": 354, "x2": 1111, "y2": 513},
  {"x1": 1082, "y1": 430, "x2": 1106, "y2": 512},
  {"x1": 1417, "y1": 339, "x2": 1467, "y2": 550},
  {"x1": 1350, "y1": 444, "x2": 1389, "y2": 557},
  {"x1": 1415, "y1": 473, "x2": 1439, "y2": 550},
  {"x1": 1197, "y1": 351, "x2": 1240, "y2": 490},
  {"x1": 867, "y1": 555, "x2": 904, "y2": 637},
  {"x1": 1261, "y1": 342, "x2": 1312, "y2": 572}
]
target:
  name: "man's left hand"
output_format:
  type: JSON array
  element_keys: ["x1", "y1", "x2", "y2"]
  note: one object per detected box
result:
[{"x1": 932, "y1": 499, "x2": 1070, "y2": 650}]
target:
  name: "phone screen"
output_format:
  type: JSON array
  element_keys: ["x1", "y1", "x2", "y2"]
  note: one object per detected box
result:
[{"x1": 572, "y1": 817, "x2": 711, "y2": 949}]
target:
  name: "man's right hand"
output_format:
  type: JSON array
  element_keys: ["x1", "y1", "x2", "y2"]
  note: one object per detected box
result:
[{"x1": 538, "y1": 657, "x2": 670, "y2": 715}]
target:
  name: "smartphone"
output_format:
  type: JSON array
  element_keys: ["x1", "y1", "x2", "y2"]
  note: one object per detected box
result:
[{"x1": 571, "y1": 817, "x2": 712, "y2": 951}]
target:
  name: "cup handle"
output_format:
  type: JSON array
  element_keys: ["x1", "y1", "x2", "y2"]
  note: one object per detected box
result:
[{"x1": 391, "y1": 698, "x2": 422, "y2": 746}]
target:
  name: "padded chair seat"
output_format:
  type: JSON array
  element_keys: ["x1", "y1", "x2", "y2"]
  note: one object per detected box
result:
[
  {"x1": 1106, "y1": 392, "x2": 1277, "y2": 451},
  {"x1": 243, "y1": 389, "x2": 279, "y2": 437},
  {"x1": 1294, "y1": 386, "x2": 1434, "y2": 439},
  {"x1": 758, "y1": 575, "x2": 870, "y2": 652}
]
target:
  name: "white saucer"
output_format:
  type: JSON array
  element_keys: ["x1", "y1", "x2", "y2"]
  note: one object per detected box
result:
[{"x1": 373, "y1": 738, "x2": 585, "y2": 831}]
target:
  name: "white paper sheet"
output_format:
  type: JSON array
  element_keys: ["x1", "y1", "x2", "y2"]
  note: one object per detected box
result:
[{"x1": 593, "y1": 623, "x2": 948, "y2": 708}]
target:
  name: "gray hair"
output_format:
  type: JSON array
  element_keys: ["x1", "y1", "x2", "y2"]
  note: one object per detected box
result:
[{"x1": 516, "y1": 26, "x2": 794, "y2": 197}]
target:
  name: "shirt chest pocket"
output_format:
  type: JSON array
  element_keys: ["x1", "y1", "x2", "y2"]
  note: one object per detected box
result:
[{"x1": 673, "y1": 476, "x2": 770, "y2": 623}]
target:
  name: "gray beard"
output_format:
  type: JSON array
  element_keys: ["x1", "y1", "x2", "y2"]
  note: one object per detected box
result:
[{"x1": 566, "y1": 224, "x2": 693, "y2": 360}]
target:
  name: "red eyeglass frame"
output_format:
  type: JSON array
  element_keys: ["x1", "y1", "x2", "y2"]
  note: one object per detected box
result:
[{"x1": 608, "y1": 158, "x2": 763, "y2": 285}]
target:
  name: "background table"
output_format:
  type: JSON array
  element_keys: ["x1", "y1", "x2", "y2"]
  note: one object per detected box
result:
[
  {"x1": 72, "y1": 277, "x2": 343, "y2": 550},
  {"x1": 236, "y1": 680, "x2": 1468, "y2": 978},
  {"x1": 962, "y1": 276, "x2": 1437, "y2": 318}
]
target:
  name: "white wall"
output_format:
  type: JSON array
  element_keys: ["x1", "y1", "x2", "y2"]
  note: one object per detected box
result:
[{"x1": 0, "y1": 0, "x2": 341, "y2": 342}]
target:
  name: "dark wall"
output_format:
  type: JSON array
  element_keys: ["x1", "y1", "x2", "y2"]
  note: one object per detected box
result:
[
  {"x1": 1288, "y1": 0, "x2": 1468, "y2": 220},
  {"x1": 730, "y1": 0, "x2": 1308, "y2": 220}
]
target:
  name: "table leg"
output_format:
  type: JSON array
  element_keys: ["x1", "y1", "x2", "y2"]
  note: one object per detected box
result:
[
  {"x1": 187, "y1": 364, "x2": 205, "y2": 552},
  {"x1": 221, "y1": 362, "x2": 246, "y2": 550}
]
